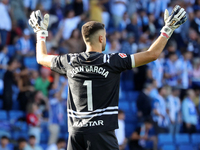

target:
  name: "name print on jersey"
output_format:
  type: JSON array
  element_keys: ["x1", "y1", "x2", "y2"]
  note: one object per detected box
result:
[
  {"x1": 73, "y1": 120, "x2": 104, "y2": 127},
  {"x1": 70, "y1": 66, "x2": 109, "y2": 78}
]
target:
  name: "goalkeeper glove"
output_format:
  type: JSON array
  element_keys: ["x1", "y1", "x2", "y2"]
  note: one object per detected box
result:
[
  {"x1": 28, "y1": 10, "x2": 49, "y2": 42},
  {"x1": 160, "y1": 5, "x2": 187, "y2": 40}
]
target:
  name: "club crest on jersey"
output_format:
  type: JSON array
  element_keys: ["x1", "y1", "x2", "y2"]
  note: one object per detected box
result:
[{"x1": 118, "y1": 53, "x2": 127, "y2": 58}]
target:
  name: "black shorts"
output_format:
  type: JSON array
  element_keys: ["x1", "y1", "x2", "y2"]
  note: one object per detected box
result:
[{"x1": 67, "y1": 130, "x2": 119, "y2": 150}]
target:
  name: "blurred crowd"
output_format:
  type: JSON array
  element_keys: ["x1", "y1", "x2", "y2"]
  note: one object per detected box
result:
[{"x1": 0, "y1": 0, "x2": 200, "y2": 150}]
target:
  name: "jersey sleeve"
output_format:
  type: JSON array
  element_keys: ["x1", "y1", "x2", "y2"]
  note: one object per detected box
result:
[
  {"x1": 51, "y1": 54, "x2": 68, "y2": 75},
  {"x1": 109, "y1": 53, "x2": 135, "y2": 73}
]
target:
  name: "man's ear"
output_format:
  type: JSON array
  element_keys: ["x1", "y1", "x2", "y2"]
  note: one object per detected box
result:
[{"x1": 99, "y1": 35, "x2": 103, "y2": 43}]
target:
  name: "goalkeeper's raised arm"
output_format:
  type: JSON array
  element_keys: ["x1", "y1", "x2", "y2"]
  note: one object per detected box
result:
[
  {"x1": 132, "y1": 5, "x2": 187, "y2": 67},
  {"x1": 29, "y1": 10, "x2": 55, "y2": 68},
  {"x1": 28, "y1": 5, "x2": 187, "y2": 69}
]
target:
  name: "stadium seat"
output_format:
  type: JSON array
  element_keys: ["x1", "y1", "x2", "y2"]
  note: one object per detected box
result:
[
  {"x1": 0, "y1": 100, "x2": 3, "y2": 109},
  {"x1": 118, "y1": 101, "x2": 130, "y2": 112},
  {"x1": 7, "y1": 45, "x2": 16, "y2": 58},
  {"x1": 60, "y1": 125, "x2": 68, "y2": 133},
  {"x1": 158, "y1": 134, "x2": 173, "y2": 146},
  {"x1": 125, "y1": 113, "x2": 137, "y2": 123},
  {"x1": 0, "y1": 130, "x2": 11, "y2": 138},
  {"x1": 125, "y1": 123, "x2": 136, "y2": 137},
  {"x1": 40, "y1": 132, "x2": 49, "y2": 144},
  {"x1": 24, "y1": 57, "x2": 39, "y2": 70},
  {"x1": 15, "y1": 122, "x2": 28, "y2": 131},
  {"x1": 0, "y1": 110, "x2": 7, "y2": 120},
  {"x1": 130, "y1": 102, "x2": 137, "y2": 114},
  {"x1": 7, "y1": 143, "x2": 14, "y2": 150},
  {"x1": 175, "y1": 134, "x2": 190, "y2": 145},
  {"x1": 12, "y1": 101, "x2": 20, "y2": 110},
  {"x1": 12, "y1": 131, "x2": 28, "y2": 140},
  {"x1": 127, "y1": 91, "x2": 139, "y2": 102},
  {"x1": 59, "y1": 132, "x2": 69, "y2": 140},
  {"x1": 0, "y1": 80, "x2": 3, "y2": 95},
  {"x1": 191, "y1": 134, "x2": 200, "y2": 145},
  {"x1": 40, "y1": 122, "x2": 49, "y2": 133},
  {"x1": 179, "y1": 145, "x2": 194, "y2": 150},
  {"x1": 9, "y1": 110, "x2": 24, "y2": 120},
  {"x1": 119, "y1": 90, "x2": 127, "y2": 101},
  {"x1": 161, "y1": 144, "x2": 176, "y2": 150},
  {"x1": 40, "y1": 144, "x2": 48, "y2": 150}
]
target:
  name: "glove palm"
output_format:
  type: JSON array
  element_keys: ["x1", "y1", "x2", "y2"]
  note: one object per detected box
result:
[
  {"x1": 161, "y1": 5, "x2": 187, "y2": 39},
  {"x1": 29, "y1": 10, "x2": 49, "y2": 42}
]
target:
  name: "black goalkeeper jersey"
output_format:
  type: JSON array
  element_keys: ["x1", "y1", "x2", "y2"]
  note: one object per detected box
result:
[{"x1": 51, "y1": 52, "x2": 134, "y2": 134}]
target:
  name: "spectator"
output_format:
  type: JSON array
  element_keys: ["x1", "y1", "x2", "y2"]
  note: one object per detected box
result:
[
  {"x1": 176, "y1": 51, "x2": 193, "y2": 99},
  {"x1": 115, "y1": 110, "x2": 127, "y2": 150},
  {"x1": 147, "y1": 52, "x2": 165, "y2": 88},
  {"x1": 118, "y1": 12, "x2": 130, "y2": 31},
  {"x1": 0, "y1": 0, "x2": 11, "y2": 46},
  {"x1": 0, "y1": 136, "x2": 9, "y2": 150},
  {"x1": 149, "y1": 80, "x2": 159, "y2": 99},
  {"x1": 164, "y1": 52, "x2": 179, "y2": 87},
  {"x1": 0, "y1": 46, "x2": 9, "y2": 79},
  {"x1": 190, "y1": 8, "x2": 200, "y2": 34},
  {"x1": 120, "y1": 33, "x2": 137, "y2": 54},
  {"x1": 23, "y1": 0, "x2": 38, "y2": 11},
  {"x1": 126, "y1": 14, "x2": 140, "y2": 43},
  {"x1": 14, "y1": 138, "x2": 27, "y2": 150},
  {"x1": 90, "y1": 0, "x2": 102, "y2": 23},
  {"x1": 64, "y1": 29, "x2": 85, "y2": 53},
  {"x1": 138, "y1": 9, "x2": 149, "y2": 33},
  {"x1": 34, "y1": 67, "x2": 50, "y2": 97},
  {"x1": 60, "y1": 10, "x2": 84, "y2": 40},
  {"x1": 182, "y1": 89, "x2": 198, "y2": 134},
  {"x1": 147, "y1": 14, "x2": 156, "y2": 37},
  {"x1": 187, "y1": 28, "x2": 200, "y2": 57},
  {"x1": 166, "y1": 87, "x2": 181, "y2": 134},
  {"x1": 32, "y1": 90, "x2": 48, "y2": 113},
  {"x1": 17, "y1": 66, "x2": 35, "y2": 112},
  {"x1": 15, "y1": 29, "x2": 35, "y2": 58},
  {"x1": 136, "y1": 83, "x2": 152, "y2": 122},
  {"x1": 129, "y1": 117, "x2": 156, "y2": 150},
  {"x1": 10, "y1": 0, "x2": 27, "y2": 28},
  {"x1": 48, "y1": 80, "x2": 66, "y2": 145},
  {"x1": 3, "y1": 58, "x2": 20, "y2": 111},
  {"x1": 107, "y1": 39, "x2": 121, "y2": 54},
  {"x1": 192, "y1": 58, "x2": 200, "y2": 88},
  {"x1": 24, "y1": 135, "x2": 43, "y2": 150},
  {"x1": 47, "y1": 138, "x2": 66, "y2": 150},
  {"x1": 152, "y1": 86, "x2": 169, "y2": 135},
  {"x1": 26, "y1": 103, "x2": 42, "y2": 144},
  {"x1": 111, "y1": 0, "x2": 128, "y2": 27}
]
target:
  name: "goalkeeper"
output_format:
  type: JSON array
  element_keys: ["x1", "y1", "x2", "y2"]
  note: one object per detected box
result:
[{"x1": 29, "y1": 5, "x2": 186, "y2": 150}]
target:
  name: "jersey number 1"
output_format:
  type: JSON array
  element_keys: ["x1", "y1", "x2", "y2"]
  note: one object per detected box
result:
[{"x1": 83, "y1": 80, "x2": 93, "y2": 111}]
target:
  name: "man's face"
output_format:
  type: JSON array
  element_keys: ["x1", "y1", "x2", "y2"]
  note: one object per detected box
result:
[
  {"x1": 59, "y1": 142, "x2": 66, "y2": 149},
  {"x1": 102, "y1": 30, "x2": 106, "y2": 51},
  {"x1": 1, "y1": 139, "x2": 8, "y2": 146},
  {"x1": 19, "y1": 141, "x2": 26, "y2": 148},
  {"x1": 29, "y1": 138, "x2": 35, "y2": 146}
]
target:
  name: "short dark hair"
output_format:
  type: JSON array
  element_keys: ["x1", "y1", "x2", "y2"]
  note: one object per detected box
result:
[
  {"x1": 1, "y1": 136, "x2": 9, "y2": 140},
  {"x1": 144, "y1": 117, "x2": 153, "y2": 124},
  {"x1": 29, "y1": 135, "x2": 35, "y2": 139},
  {"x1": 118, "y1": 110, "x2": 124, "y2": 115},
  {"x1": 81, "y1": 21, "x2": 105, "y2": 42},
  {"x1": 158, "y1": 86, "x2": 164, "y2": 93},
  {"x1": 56, "y1": 138, "x2": 65, "y2": 144},
  {"x1": 18, "y1": 138, "x2": 26, "y2": 143}
]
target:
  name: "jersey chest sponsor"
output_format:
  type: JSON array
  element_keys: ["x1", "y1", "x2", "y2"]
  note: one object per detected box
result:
[
  {"x1": 73, "y1": 119, "x2": 104, "y2": 127},
  {"x1": 70, "y1": 65, "x2": 109, "y2": 78}
]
